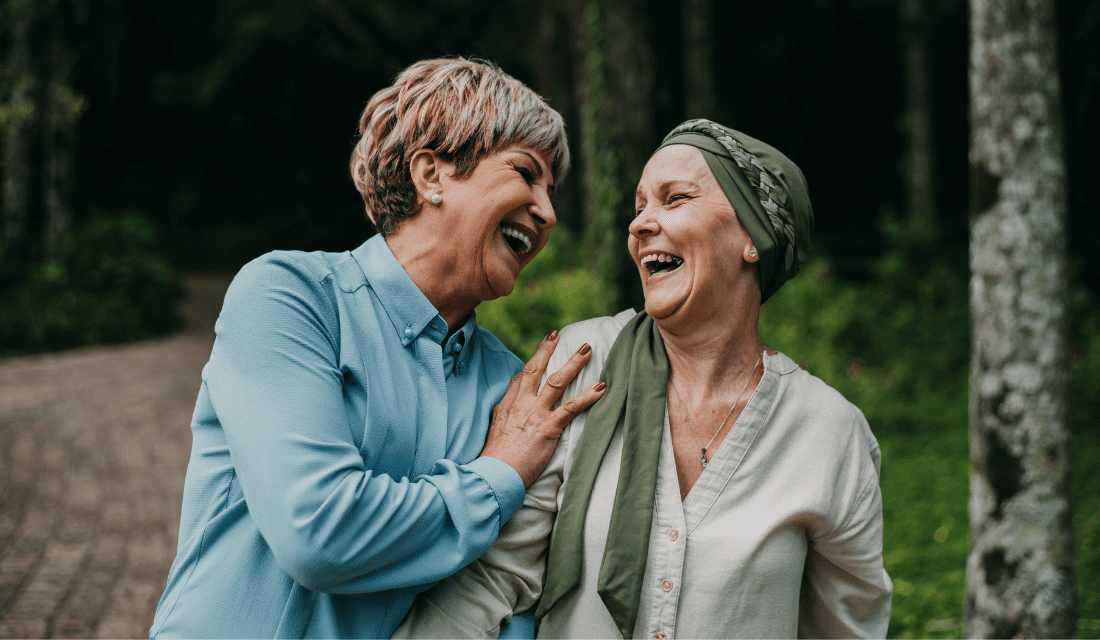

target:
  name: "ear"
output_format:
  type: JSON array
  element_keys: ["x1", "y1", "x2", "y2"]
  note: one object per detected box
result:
[
  {"x1": 409, "y1": 149, "x2": 447, "y2": 206},
  {"x1": 744, "y1": 243, "x2": 759, "y2": 263}
]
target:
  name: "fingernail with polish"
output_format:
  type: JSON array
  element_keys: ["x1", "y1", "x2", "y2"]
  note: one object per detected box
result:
[
  {"x1": 546, "y1": 329, "x2": 559, "y2": 341},
  {"x1": 579, "y1": 343, "x2": 591, "y2": 355},
  {"x1": 594, "y1": 381, "x2": 606, "y2": 392}
]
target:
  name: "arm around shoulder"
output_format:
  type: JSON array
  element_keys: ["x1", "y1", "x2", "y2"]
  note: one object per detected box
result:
[{"x1": 391, "y1": 313, "x2": 631, "y2": 638}]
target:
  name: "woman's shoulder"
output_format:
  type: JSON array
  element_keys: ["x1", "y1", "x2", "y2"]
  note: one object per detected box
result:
[
  {"x1": 552, "y1": 309, "x2": 639, "y2": 370},
  {"x1": 557, "y1": 308, "x2": 638, "y2": 351},
  {"x1": 767, "y1": 351, "x2": 878, "y2": 452},
  {"x1": 221, "y1": 250, "x2": 350, "y2": 328}
]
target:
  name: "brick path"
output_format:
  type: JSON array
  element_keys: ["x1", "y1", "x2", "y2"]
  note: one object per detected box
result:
[{"x1": 0, "y1": 274, "x2": 233, "y2": 638}]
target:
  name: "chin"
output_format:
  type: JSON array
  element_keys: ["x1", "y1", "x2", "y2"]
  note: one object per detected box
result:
[
  {"x1": 486, "y1": 273, "x2": 518, "y2": 300},
  {"x1": 643, "y1": 295, "x2": 679, "y2": 320}
]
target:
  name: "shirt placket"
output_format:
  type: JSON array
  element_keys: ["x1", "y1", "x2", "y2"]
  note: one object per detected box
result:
[
  {"x1": 646, "y1": 406, "x2": 687, "y2": 640},
  {"x1": 409, "y1": 323, "x2": 448, "y2": 477}
]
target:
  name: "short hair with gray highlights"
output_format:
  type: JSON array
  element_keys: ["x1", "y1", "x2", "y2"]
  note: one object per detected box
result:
[{"x1": 350, "y1": 58, "x2": 570, "y2": 236}]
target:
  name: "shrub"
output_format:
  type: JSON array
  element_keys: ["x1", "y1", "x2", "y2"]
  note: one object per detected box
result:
[
  {"x1": 477, "y1": 227, "x2": 599, "y2": 359},
  {"x1": 0, "y1": 213, "x2": 183, "y2": 357}
]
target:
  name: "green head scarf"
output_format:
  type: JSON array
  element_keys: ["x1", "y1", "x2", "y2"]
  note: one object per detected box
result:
[{"x1": 657, "y1": 119, "x2": 814, "y2": 303}]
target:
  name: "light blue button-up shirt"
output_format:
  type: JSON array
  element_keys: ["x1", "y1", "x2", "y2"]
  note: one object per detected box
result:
[{"x1": 150, "y1": 234, "x2": 526, "y2": 638}]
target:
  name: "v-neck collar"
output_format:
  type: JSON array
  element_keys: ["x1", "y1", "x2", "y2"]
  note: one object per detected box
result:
[{"x1": 655, "y1": 351, "x2": 782, "y2": 533}]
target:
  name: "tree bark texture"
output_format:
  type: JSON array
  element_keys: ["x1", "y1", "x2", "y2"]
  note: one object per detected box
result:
[
  {"x1": 967, "y1": 0, "x2": 1076, "y2": 636},
  {"x1": 902, "y1": 0, "x2": 936, "y2": 232},
  {"x1": 42, "y1": 4, "x2": 80, "y2": 264},
  {"x1": 2, "y1": 0, "x2": 34, "y2": 254},
  {"x1": 682, "y1": 0, "x2": 715, "y2": 120}
]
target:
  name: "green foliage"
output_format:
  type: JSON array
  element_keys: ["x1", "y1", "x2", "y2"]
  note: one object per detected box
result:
[
  {"x1": 477, "y1": 227, "x2": 599, "y2": 359},
  {"x1": 0, "y1": 213, "x2": 183, "y2": 357},
  {"x1": 760, "y1": 218, "x2": 1099, "y2": 637},
  {"x1": 577, "y1": 0, "x2": 625, "y2": 316},
  {"x1": 760, "y1": 221, "x2": 968, "y2": 637},
  {"x1": 1071, "y1": 286, "x2": 1100, "y2": 638}
]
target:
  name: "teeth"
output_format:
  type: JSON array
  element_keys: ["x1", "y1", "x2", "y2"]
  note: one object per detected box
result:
[
  {"x1": 641, "y1": 254, "x2": 683, "y2": 265},
  {"x1": 641, "y1": 253, "x2": 684, "y2": 273},
  {"x1": 501, "y1": 225, "x2": 532, "y2": 253}
]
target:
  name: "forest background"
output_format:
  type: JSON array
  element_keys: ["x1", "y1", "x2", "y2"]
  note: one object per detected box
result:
[{"x1": 1, "y1": 0, "x2": 1098, "y2": 637}]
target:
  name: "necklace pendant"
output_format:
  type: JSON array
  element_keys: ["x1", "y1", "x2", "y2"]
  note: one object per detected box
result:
[{"x1": 701, "y1": 450, "x2": 708, "y2": 467}]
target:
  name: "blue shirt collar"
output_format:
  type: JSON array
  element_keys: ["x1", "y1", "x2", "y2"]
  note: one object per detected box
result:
[{"x1": 352, "y1": 235, "x2": 476, "y2": 355}]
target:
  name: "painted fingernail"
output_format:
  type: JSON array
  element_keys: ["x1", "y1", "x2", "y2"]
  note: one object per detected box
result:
[
  {"x1": 579, "y1": 343, "x2": 591, "y2": 355},
  {"x1": 546, "y1": 329, "x2": 559, "y2": 341},
  {"x1": 594, "y1": 381, "x2": 606, "y2": 392}
]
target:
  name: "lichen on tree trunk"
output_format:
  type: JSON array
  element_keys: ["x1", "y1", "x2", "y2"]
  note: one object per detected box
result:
[{"x1": 967, "y1": 0, "x2": 1076, "y2": 636}]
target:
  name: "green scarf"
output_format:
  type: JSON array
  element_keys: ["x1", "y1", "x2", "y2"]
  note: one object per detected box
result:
[{"x1": 535, "y1": 311, "x2": 667, "y2": 637}]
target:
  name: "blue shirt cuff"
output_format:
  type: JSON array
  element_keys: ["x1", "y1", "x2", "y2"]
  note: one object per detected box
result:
[{"x1": 466, "y1": 456, "x2": 526, "y2": 524}]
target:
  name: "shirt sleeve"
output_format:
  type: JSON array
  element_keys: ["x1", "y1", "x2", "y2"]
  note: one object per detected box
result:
[
  {"x1": 390, "y1": 323, "x2": 594, "y2": 638},
  {"x1": 205, "y1": 254, "x2": 525, "y2": 594},
  {"x1": 798, "y1": 431, "x2": 893, "y2": 638}
]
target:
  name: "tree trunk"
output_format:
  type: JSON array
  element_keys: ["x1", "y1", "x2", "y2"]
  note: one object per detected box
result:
[
  {"x1": 42, "y1": 6, "x2": 80, "y2": 264},
  {"x1": 682, "y1": 0, "x2": 715, "y2": 120},
  {"x1": 527, "y1": 0, "x2": 584, "y2": 233},
  {"x1": 901, "y1": 0, "x2": 936, "y2": 232},
  {"x1": 2, "y1": 0, "x2": 35, "y2": 255},
  {"x1": 966, "y1": 0, "x2": 1076, "y2": 636},
  {"x1": 600, "y1": 0, "x2": 655, "y2": 312},
  {"x1": 568, "y1": 0, "x2": 627, "y2": 315}
]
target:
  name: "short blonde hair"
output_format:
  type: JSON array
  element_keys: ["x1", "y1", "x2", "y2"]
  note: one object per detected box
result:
[{"x1": 350, "y1": 58, "x2": 570, "y2": 236}]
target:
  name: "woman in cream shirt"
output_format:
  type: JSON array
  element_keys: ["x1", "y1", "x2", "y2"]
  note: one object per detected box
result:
[{"x1": 394, "y1": 119, "x2": 892, "y2": 639}]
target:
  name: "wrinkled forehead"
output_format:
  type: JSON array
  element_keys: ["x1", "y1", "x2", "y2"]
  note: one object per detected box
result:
[{"x1": 637, "y1": 144, "x2": 722, "y2": 198}]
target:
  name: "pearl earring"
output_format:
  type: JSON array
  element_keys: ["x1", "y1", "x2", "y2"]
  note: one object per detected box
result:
[
  {"x1": 749, "y1": 248, "x2": 757, "y2": 258},
  {"x1": 431, "y1": 193, "x2": 442, "y2": 204}
]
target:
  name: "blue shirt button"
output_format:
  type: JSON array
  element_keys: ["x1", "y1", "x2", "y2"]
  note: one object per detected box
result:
[
  {"x1": 404, "y1": 327, "x2": 414, "y2": 340},
  {"x1": 451, "y1": 341, "x2": 462, "y2": 353}
]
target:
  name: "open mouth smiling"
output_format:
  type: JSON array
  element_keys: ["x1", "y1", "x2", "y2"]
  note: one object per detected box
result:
[
  {"x1": 500, "y1": 222, "x2": 533, "y2": 257},
  {"x1": 641, "y1": 253, "x2": 684, "y2": 275}
]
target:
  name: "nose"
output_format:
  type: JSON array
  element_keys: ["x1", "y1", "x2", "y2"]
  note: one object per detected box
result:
[
  {"x1": 629, "y1": 206, "x2": 658, "y2": 238},
  {"x1": 529, "y1": 188, "x2": 557, "y2": 229}
]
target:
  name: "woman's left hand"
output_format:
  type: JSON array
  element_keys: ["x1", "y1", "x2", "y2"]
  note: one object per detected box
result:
[{"x1": 480, "y1": 330, "x2": 606, "y2": 488}]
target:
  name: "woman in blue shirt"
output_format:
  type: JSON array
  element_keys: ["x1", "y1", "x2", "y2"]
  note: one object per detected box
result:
[{"x1": 150, "y1": 58, "x2": 606, "y2": 639}]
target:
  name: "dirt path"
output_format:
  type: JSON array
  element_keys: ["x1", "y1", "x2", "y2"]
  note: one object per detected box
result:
[{"x1": 0, "y1": 274, "x2": 233, "y2": 638}]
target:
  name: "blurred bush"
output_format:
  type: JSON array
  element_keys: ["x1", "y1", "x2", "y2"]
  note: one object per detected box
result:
[
  {"x1": 0, "y1": 213, "x2": 183, "y2": 357},
  {"x1": 477, "y1": 227, "x2": 599, "y2": 358}
]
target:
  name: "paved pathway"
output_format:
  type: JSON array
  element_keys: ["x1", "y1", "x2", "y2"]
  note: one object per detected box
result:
[{"x1": 0, "y1": 274, "x2": 233, "y2": 638}]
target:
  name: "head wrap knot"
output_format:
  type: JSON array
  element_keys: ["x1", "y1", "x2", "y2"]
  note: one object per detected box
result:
[{"x1": 658, "y1": 118, "x2": 814, "y2": 302}]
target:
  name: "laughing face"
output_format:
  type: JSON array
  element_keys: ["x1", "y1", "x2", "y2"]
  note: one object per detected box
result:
[
  {"x1": 438, "y1": 145, "x2": 557, "y2": 301},
  {"x1": 629, "y1": 144, "x2": 759, "y2": 322}
]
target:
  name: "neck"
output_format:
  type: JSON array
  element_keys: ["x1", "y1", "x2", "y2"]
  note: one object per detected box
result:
[
  {"x1": 656, "y1": 294, "x2": 766, "y2": 392},
  {"x1": 384, "y1": 224, "x2": 475, "y2": 332}
]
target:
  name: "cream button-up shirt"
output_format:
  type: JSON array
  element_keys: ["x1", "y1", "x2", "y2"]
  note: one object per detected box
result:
[{"x1": 395, "y1": 311, "x2": 893, "y2": 639}]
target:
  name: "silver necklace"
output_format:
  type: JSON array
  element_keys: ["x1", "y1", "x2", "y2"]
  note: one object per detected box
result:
[{"x1": 669, "y1": 351, "x2": 763, "y2": 468}]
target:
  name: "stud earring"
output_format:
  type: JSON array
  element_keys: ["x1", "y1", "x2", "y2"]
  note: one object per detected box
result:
[
  {"x1": 431, "y1": 193, "x2": 442, "y2": 204},
  {"x1": 749, "y1": 248, "x2": 757, "y2": 258}
]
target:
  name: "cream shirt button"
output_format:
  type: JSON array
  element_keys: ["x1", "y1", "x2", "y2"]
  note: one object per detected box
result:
[
  {"x1": 654, "y1": 633, "x2": 667, "y2": 640},
  {"x1": 661, "y1": 579, "x2": 673, "y2": 592},
  {"x1": 668, "y1": 528, "x2": 679, "y2": 541}
]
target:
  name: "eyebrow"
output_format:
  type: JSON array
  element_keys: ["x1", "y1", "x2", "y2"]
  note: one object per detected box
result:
[
  {"x1": 637, "y1": 179, "x2": 700, "y2": 200},
  {"x1": 519, "y1": 150, "x2": 555, "y2": 194},
  {"x1": 518, "y1": 151, "x2": 545, "y2": 179}
]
